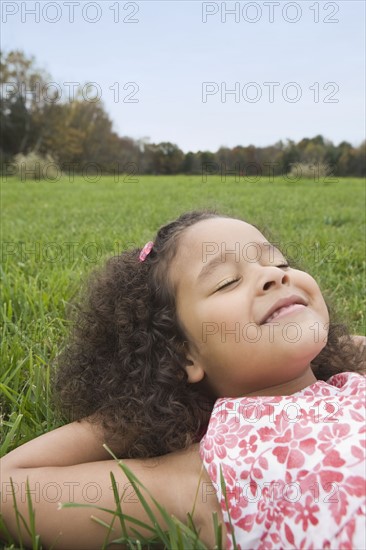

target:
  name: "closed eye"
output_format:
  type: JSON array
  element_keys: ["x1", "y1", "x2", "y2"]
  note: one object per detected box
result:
[
  {"x1": 277, "y1": 263, "x2": 289, "y2": 268},
  {"x1": 215, "y1": 277, "x2": 240, "y2": 291}
]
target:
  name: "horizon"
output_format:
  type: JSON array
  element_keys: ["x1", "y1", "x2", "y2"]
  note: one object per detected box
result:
[{"x1": 2, "y1": 1, "x2": 365, "y2": 152}]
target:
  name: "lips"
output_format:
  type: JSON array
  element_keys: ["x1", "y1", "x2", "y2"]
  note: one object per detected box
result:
[{"x1": 260, "y1": 295, "x2": 308, "y2": 325}]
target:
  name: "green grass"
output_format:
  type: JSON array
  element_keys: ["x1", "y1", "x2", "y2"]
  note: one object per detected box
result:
[{"x1": 1, "y1": 175, "x2": 365, "y2": 548}]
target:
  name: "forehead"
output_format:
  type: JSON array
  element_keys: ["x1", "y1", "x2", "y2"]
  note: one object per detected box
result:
[{"x1": 171, "y1": 217, "x2": 269, "y2": 282}]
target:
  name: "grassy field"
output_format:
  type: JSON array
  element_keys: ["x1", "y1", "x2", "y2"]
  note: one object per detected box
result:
[{"x1": 1, "y1": 175, "x2": 365, "y2": 548}]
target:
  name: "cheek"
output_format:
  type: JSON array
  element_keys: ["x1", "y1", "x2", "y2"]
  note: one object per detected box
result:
[
  {"x1": 177, "y1": 301, "x2": 208, "y2": 350},
  {"x1": 307, "y1": 275, "x2": 330, "y2": 322},
  {"x1": 309, "y1": 275, "x2": 325, "y2": 299},
  {"x1": 321, "y1": 298, "x2": 330, "y2": 324}
]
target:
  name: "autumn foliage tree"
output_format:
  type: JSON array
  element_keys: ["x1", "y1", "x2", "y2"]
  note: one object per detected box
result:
[{"x1": 1, "y1": 50, "x2": 364, "y2": 178}]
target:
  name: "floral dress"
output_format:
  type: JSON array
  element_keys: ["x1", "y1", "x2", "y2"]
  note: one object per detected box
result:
[{"x1": 199, "y1": 372, "x2": 366, "y2": 550}]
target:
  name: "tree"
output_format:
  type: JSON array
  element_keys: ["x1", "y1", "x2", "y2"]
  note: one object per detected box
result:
[
  {"x1": 0, "y1": 50, "x2": 54, "y2": 158},
  {"x1": 1, "y1": 50, "x2": 364, "y2": 177},
  {"x1": 146, "y1": 142, "x2": 184, "y2": 175}
]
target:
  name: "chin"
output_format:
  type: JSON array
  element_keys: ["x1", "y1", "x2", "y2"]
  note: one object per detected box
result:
[
  {"x1": 281, "y1": 330, "x2": 327, "y2": 368},
  {"x1": 289, "y1": 343, "x2": 326, "y2": 370}
]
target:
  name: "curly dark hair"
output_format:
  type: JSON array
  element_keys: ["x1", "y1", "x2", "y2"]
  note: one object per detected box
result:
[{"x1": 52, "y1": 209, "x2": 365, "y2": 458}]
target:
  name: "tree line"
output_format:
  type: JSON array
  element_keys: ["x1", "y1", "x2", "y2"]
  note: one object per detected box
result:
[{"x1": 1, "y1": 50, "x2": 365, "y2": 178}]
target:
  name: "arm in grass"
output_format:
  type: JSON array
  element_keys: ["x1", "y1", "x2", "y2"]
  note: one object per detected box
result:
[
  {"x1": 0, "y1": 421, "x2": 225, "y2": 549},
  {"x1": 1, "y1": 418, "x2": 111, "y2": 467}
]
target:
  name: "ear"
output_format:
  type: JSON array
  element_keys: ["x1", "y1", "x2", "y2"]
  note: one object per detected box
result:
[
  {"x1": 185, "y1": 362, "x2": 205, "y2": 384},
  {"x1": 183, "y1": 343, "x2": 205, "y2": 384}
]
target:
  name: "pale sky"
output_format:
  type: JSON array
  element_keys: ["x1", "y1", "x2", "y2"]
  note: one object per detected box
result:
[{"x1": 2, "y1": 0, "x2": 365, "y2": 152}]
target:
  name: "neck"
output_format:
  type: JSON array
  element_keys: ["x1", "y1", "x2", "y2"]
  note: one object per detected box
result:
[{"x1": 244, "y1": 366, "x2": 318, "y2": 397}]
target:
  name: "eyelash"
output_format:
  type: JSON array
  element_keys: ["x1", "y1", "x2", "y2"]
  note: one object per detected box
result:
[
  {"x1": 216, "y1": 277, "x2": 240, "y2": 291},
  {"x1": 215, "y1": 264, "x2": 289, "y2": 291}
]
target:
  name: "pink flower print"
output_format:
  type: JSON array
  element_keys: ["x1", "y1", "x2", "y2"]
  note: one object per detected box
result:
[
  {"x1": 202, "y1": 416, "x2": 231, "y2": 461},
  {"x1": 235, "y1": 513, "x2": 256, "y2": 533},
  {"x1": 221, "y1": 463, "x2": 237, "y2": 489},
  {"x1": 303, "y1": 464, "x2": 344, "y2": 493},
  {"x1": 296, "y1": 406, "x2": 319, "y2": 425},
  {"x1": 318, "y1": 468, "x2": 344, "y2": 489},
  {"x1": 342, "y1": 475, "x2": 366, "y2": 498},
  {"x1": 327, "y1": 372, "x2": 347, "y2": 388},
  {"x1": 237, "y1": 398, "x2": 280, "y2": 423},
  {"x1": 323, "y1": 449, "x2": 346, "y2": 468},
  {"x1": 350, "y1": 408, "x2": 365, "y2": 422},
  {"x1": 341, "y1": 513, "x2": 357, "y2": 547},
  {"x1": 232, "y1": 504, "x2": 243, "y2": 520},
  {"x1": 257, "y1": 541, "x2": 273, "y2": 550},
  {"x1": 225, "y1": 418, "x2": 253, "y2": 448},
  {"x1": 328, "y1": 488, "x2": 348, "y2": 525},
  {"x1": 257, "y1": 426, "x2": 277, "y2": 442},
  {"x1": 238, "y1": 434, "x2": 258, "y2": 458},
  {"x1": 316, "y1": 468, "x2": 344, "y2": 488},
  {"x1": 215, "y1": 400, "x2": 235, "y2": 423},
  {"x1": 294, "y1": 494, "x2": 320, "y2": 530},
  {"x1": 207, "y1": 460, "x2": 217, "y2": 483},
  {"x1": 273, "y1": 424, "x2": 317, "y2": 469},
  {"x1": 256, "y1": 480, "x2": 294, "y2": 530},
  {"x1": 318, "y1": 423, "x2": 351, "y2": 454}
]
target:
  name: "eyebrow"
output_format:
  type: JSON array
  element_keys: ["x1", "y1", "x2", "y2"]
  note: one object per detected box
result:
[
  {"x1": 198, "y1": 256, "x2": 227, "y2": 282},
  {"x1": 197, "y1": 242, "x2": 284, "y2": 282}
]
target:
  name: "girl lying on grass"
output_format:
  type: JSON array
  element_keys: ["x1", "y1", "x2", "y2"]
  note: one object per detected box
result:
[{"x1": 1, "y1": 210, "x2": 365, "y2": 549}]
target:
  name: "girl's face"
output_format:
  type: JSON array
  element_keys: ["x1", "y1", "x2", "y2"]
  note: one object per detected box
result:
[{"x1": 170, "y1": 217, "x2": 329, "y2": 397}]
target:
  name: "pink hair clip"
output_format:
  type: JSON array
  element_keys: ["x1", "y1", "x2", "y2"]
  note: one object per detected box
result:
[{"x1": 139, "y1": 241, "x2": 154, "y2": 262}]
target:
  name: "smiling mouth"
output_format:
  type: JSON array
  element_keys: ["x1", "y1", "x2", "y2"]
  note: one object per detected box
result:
[
  {"x1": 260, "y1": 296, "x2": 307, "y2": 325},
  {"x1": 262, "y1": 303, "x2": 307, "y2": 324}
]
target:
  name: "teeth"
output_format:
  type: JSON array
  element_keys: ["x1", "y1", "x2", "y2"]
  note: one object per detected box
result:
[{"x1": 267, "y1": 305, "x2": 291, "y2": 323}]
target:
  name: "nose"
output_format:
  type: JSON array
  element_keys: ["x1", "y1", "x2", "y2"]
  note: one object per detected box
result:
[{"x1": 260, "y1": 266, "x2": 290, "y2": 292}]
